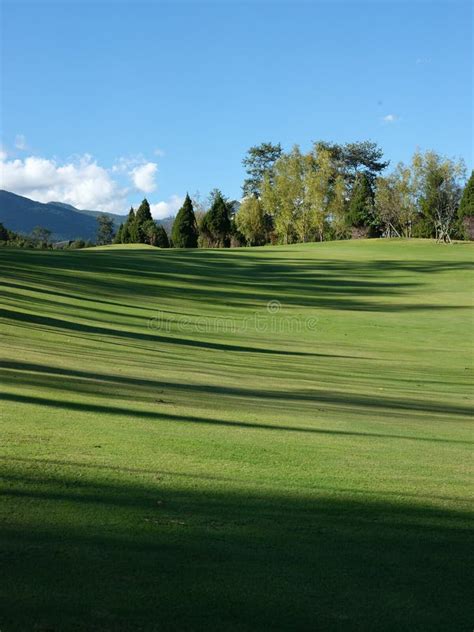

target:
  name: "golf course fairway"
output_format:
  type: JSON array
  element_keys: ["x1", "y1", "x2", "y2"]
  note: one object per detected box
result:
[{"x1": 1, "y1": 239, "x2": 472, "y2": 631}]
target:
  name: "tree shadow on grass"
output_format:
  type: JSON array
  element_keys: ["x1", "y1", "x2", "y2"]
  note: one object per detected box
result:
[
  {"x1": 0, "y1": 308, "x2": 323, "y2": 357},
  {"x1": 1, "y1": 390, "x2": 471, "y2": 445},
  {"x1": 2, "y1": 454, "x2": 470, "y2": 503},
  {"x1": 1, "y1": 247, "x2": 472, "y2": 313},
  {"x1": 0, "y1": 466, "x2": 472, "y2": 631},
  {"x1": 2, "y1": 361, "x2": 472, "y2": 426}
]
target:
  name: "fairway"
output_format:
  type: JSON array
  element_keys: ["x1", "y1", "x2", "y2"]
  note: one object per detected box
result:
[{"x1": 1, "y1": 239, "x2": 473, "y2": 631}]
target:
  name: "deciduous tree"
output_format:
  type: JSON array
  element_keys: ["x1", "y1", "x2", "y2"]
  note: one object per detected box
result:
[
  {"x1": 412, "y1": 150, "x2": 465, "y2": 242},
  {"x1": 262, "y1": 146, "x2": 304, "y2": 244},
  {"x1": 328, "y1": 175, "x2": 349, "y2": 239},
  {"x1": 235, "y1": 196, "x2": 266, "y2": 245}
]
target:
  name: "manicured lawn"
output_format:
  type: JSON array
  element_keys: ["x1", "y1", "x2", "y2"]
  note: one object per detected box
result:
[{"x1": 0, "y1": 239, "x2": 473, "y2": 631}]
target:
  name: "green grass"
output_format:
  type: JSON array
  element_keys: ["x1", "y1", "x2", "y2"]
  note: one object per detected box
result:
[{"x1": 1, "y1": 239, "x2": 473, "y2": 631}]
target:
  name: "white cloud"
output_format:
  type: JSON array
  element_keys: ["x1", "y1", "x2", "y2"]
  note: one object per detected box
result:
[
  {"x1": 0, "y1": 153, "x2": 128, "y2": 212},
  {"x1": 0, "y1": 151, "x2": 179, "y2": 216},
  {"x1": 112, "y1": 153, "x2": 148, "y2": 174},
  {"x1": 131, "y1": 162, "x2": 158, "y2": 193},
  {"x1": 149, "y1": 195, "x2": 183, "y2": 219},
  {"x1": 382, "y1": 114, "x2": 398, "y2": 123},
  {"x1": 15, "y1": 134, "x2": 27, "y2": 150}
]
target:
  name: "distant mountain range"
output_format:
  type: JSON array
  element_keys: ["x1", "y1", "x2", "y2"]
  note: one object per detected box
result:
[{"x1": 0, "y1": 190, "x2": 174, "y2": 241}]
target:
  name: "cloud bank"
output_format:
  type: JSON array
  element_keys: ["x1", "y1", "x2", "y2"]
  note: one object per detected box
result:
[
  {"x1": 0, "y1": 154, "x2": 127, "y2": 212},
  {"x1": 0, "y1": 151, "x2": 181, "y2": 216}
]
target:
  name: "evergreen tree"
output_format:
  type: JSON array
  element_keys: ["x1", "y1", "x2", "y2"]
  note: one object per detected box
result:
[
  {"x1": 204, "y1": 190, "x2": 232, "y2": 247},
  {"x1": 315, "y1": 140, "x2": 389, "y2": 187},
  {"x1": 198, "y1": 212, "x2": 214, "y2": 247},
  {"x1": 141, "y1": 220, "x2": 159, "y2": 246},
  {"x1": 171, "y1": 194, "x2": 198, "y2": 247},
  {"x1": 341, "y1": 140, "x2": 389, "y2": 186},
  {"x1": 155, "y1": 224, "x2": 170, "y2": 248},
  {"x1": 135, "y1": 199, "x2": 153, "y2": 242},
  {"x1": 458, "y1": 171, "x2": 474, "y2": 218},
  {"x1": 114, "y1": 223, "x2": 123, "y2": 244},
  {"x1": 135, "y1": 198, "x2": 153, "y2": 224},
  {"x1": 129, "y1": 219, "x2": 139, "y2": 242},
  {"x1": 140, "y1": 220, "x2": 169, "y2": 247},
  {"x1": 96, "y1": 215, "x2": 115, "y2": 245},
  {"x1": 122, "y1": 207, "x2": 136, "y2": 243},
  {"x1": 347, "y1": 173, "x2": 378, "y2": 232},
  {"x1": 242, "y1": 142, "x2": 282, "y2": 198},
  {"x1": 0, "y1": 222, "x2": 9, "y2": 241},
  {"x1": 121, "y1": 222, "x2": 131, "y2": 243}
]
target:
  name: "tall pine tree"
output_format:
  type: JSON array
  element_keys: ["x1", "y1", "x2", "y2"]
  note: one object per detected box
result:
[
  {"x1": 171, "y1": 194, "x2": 198, "y2": 247},
  {"x1": 242, "y1": 142, "x2": 282, "y2": 198},
  {"x1": 114, "y1": 223, "x2": 123, "y2": 244},
  {"x1": 135, "y1": 199, "x2": 153, "y2": 242},
  {"x1": 155, "y1": 225, "x2": 170, "y2": 248},
  {"x1": 122, "y1": 207, "x2": 136, "y2": 243},
  {"x1": 204, "y1": 190, "x2": 232, "y2": 247},
  {"x1": 96, "y1": 215, "x2": 115, "y2": 245}
]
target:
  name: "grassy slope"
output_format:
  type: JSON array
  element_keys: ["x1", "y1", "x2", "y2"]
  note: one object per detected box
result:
[{"x1": 0, "y1": 239, "x2": 473, "y2": 632}]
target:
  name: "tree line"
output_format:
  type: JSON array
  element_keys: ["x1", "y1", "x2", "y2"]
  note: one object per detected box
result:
[
  {"x1": 109, "y1": 189, "x2": 241, "y2": 248},
  {"x1": 109, "y1": 199, "x2": 170, "y2": 247},
  {"x1": 1, "y1": 140, "x2": 472, "y2": 250},
  {"x1": 0, "y1": 224, "x2": 93, "y2": 249},
  {"x1": 236, "y1": 141, "x2": 472, "y2": 245},
  {"x1": 110, "y1": 141, "x2": 473, "y2": 249}
]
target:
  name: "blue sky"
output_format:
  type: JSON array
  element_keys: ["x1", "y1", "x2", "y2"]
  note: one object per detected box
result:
[{"x1": 1, "y1": 0, "x2": 472, "y2": 216}]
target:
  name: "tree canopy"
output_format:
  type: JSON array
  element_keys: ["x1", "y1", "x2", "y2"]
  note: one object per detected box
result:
[
  {"x1": 4, "y1": 139, "x2": 470, "y2": 251},
  {"x1": 242, "y1": 142, "x2": 282, "y2": 198}
]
